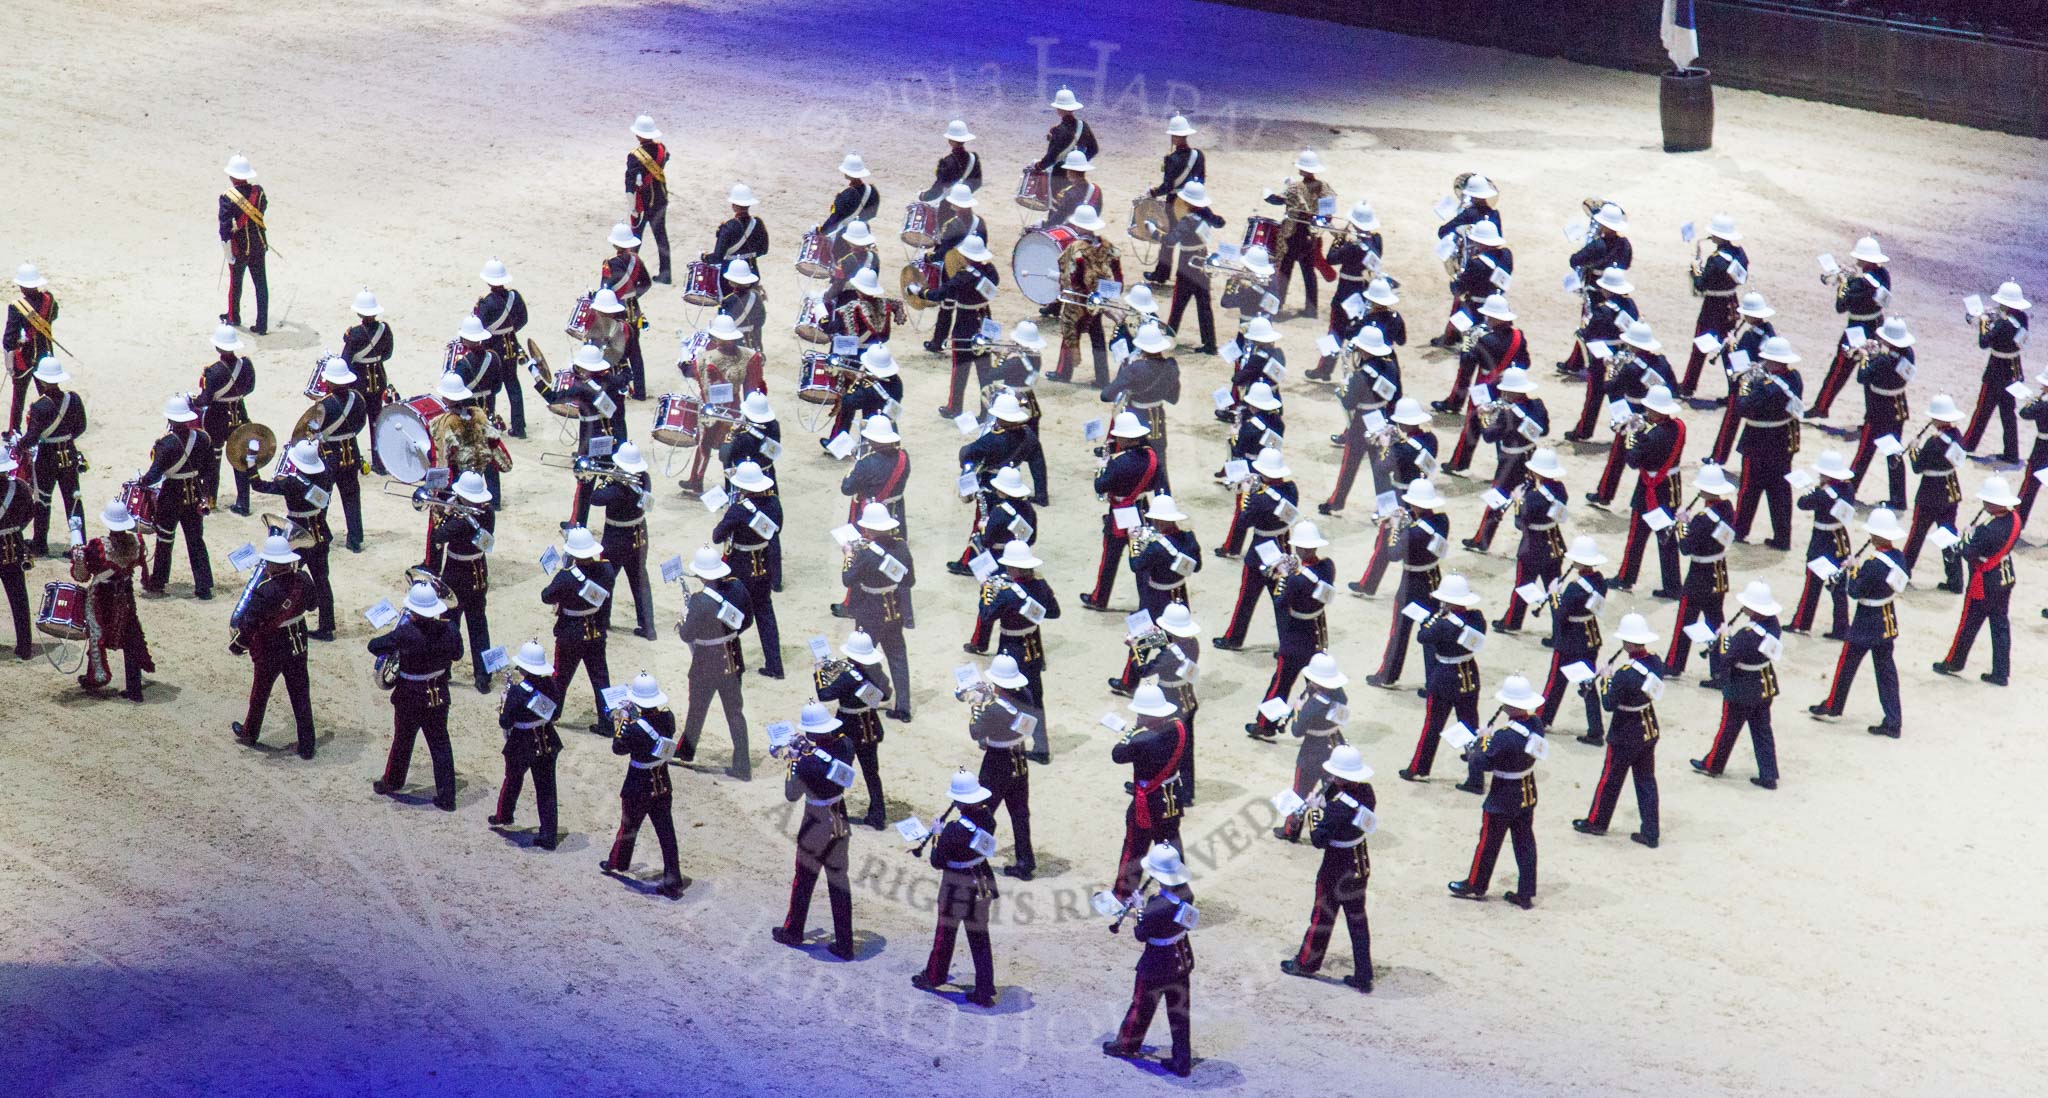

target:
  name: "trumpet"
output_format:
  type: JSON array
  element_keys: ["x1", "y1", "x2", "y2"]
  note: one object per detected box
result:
[
  {"x1": 1472, "y1": 398, "x2": 1508, "y2": 429},
  {"x1": 1454, "y1": 323, "x2": 1485, "y2": 353},
  {"x1": 1261, "y1": 550, "x2": 1303, "y2": 580},
  {"x1": 1126, "y1": 623, "x2": 1173, "y2": 664},
  {"x1": 1371, "y1": 504, "x2": 1414, "y2": 534},
  {"x1": 608, "y1": 700, "x2": 640, "y2": 738}
]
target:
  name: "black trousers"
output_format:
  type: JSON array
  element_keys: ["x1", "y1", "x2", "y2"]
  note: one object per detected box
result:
[
  {"x1": 1373, "y1": 572, "x2": 1434, "y2": 682},
  {"x1": 243, "y1": 645, "x2": 314, "y2": 754},
  {"x1": 1847, "y1": 421, "x2": 1908, "y2": 511},
  {"x1": 1941, "y1": 584, "x2": 2011, "y2": 680},
  {"x1": 381, "y1": 679, "x2": 455, "y2": 806},
  {"x1": 1114, "y1": 973, "x2": 1191, "y2": 1067},
  {"x1": 866, "y1": 621, "x2": 911, "y2": 718},
  {"x1": 448, "y1": 581, "x2": 490, "y2": 679},
  {"x1": 227, "y1": 249, "x2": 269, "y2": 329},
  {"x1": 552, "y1": 628, "x2": 611, "y2": 729},
  {"x1": 1703, "y1": 698, "x2": 1777, "y2": 783},
  {"x1": 608, "y1": 772, "x2": 680, "y2": 878},
  {"x1": 147, "y1": 491, "x2": 213, "y2": 595},
  {"x1": 1962, "y1": 356, "x2": 2020, "y2": 459},
  {"x1": 333, "y1": 465, "x2": 363, "y2": 547},
  {"x1": 495, "y1": 736, "x2": 559, "y2": 842},
  {"x1": 740, "y1": 574, "x2": 781, "y2": 676},
  {"x1": 633, "y1": 203, "x2": 672, "y2": 279},
  {"x1": 3, "y1": 559, "x2": 28, "y2": 654},
  {"x1": 1293, "y1": 848, "x2": 1370, "y2": 976},
  {"x1": 1461, "y1": 807, "x2": 1536, "y2": 895},
  {"x1": 1791, "y1": 567, "x2": 1849, "y2": 636},
  {"x1": 922, "y1": 870, "x2": 995, "y2": 996},
  {"x1": 1168, "y1": 276, "x2": 1216, "y2": 350},
  {"x1": 682, "y1": 659, "x2": 749, "y2": 776},
  {"x1": 303, "y1": 542, "x2": 334, "y2": 633},
  {"x1": 603, "y1": 532, "x2": 655, "y2": 636},
  {"x1": 1407, "y1": 688, "x2": 1479, "y2": 777},
  {"x1": 1818, "y1": 637, "x2": 1901, "y2": 728},
  {"x1": 783, "y1": 804, "x2": 853, "y2": 951},
  {"x1": 1734, "y1": 448, "x2": 1794, "y2": 546},
  {"x1": 1274, "y1": 238, "x2": 1318, "y2": 314},
  {"x1": 978, "y1": 749, "x2": 1033, "y2": 869},
  {"x1": 1539, "y1": 647, "x2": 1602, "y2": 735},
  {"x1": 1663, "y1": 588, "x2": 1723, "y2": 676},
  {"x1": 1586, "y1": 737, "x2": 1660, "y2": 841},
  {"x1": 30, "y1": 450, "x2": 82, "y2": 551}
]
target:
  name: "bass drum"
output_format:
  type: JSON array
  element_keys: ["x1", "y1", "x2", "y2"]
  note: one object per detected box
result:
[
  {"x1": 374, "y1": 394, "x2": 449, "y2": 484},
  {"x1": 1011, "y1": 225, "x2": 1081, "y2": 307}
]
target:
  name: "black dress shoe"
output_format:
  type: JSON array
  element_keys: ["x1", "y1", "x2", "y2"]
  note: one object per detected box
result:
[
  {"x1": 1630, "y1": 832, "x2": 1658, "y2": 848},
  {"x1": 297, "y1": 744, "x2": 315, "y2": 760},
  {"x1": 1572, "y1": 818, "x2": 1605, "y2": 835},
  {"x1": 1931, "y1": 661, "x2": 1958, "y2": 676},
  {"x1": 1348, "y1": 580, "x2": 1370, "y2": 594},
  {"x1": 1750, "y1": 777, "x2": 1777, "y2": 790},
  {"x1": 434, "y1": 798, "x2": 456, "y2": 813},
  {"x1": 1503, "y1": 892, "x2": 1533, "y2": 910},
  {"x1": 1244, "y1": 723, "x2": 1276, "y2": 740},
  {"x1": 1447, "y1": 881, "x2": 1485, "y2": 900},
  {"x1": 1364, "y1": 674, "x2": 1395, "y2": 690},
  {"x1": 1210, "y1": 638, "x2": 1242, "y2": 651},
  {"x1": 1577, "y1": 734, "x2": 1604, "y2": 746},
  {"x1": 1981, "y1": 673, "x2": 2008, "y2": 686},
  {"x1": 1397, "y1": 768, "x2": 1422, "y2": 782},
  {"x1": 1342, "y1": 973, "x2": 1373, "y2": 992},
  {"x1": 1689, "y1": 758, "x2": 1715, "y2": 776},
  {"x1": 1195, "y1": 344, "x2": 1218, "y2": 356},
  {"x1": 1106, "y1": 678, "x2": 1133, "y2": 697},
  {"x1": 1025, "y1": 750, "x2": 1051, "y2": 765},
  {"x1": 828, "y1": 603, "x2": 851, "y2": 619},
  {"x1": 1649, "y1": 589, "x2": 1680, "y2": 600},
  {"x1": 1429, "y1": 400, "x2": 1456, "y2": 414},
  {"x1": 307, "y1": 629, "x2": 336, "y2": 642},
  {"x1": 911, "y1": 973, "x2": 942, "y2": 993},
  {"x1": 193, "y1": 589, "x2": 214, "y2": 601},
  {"x1": 1279, "y1": 959, "x2": 1314, "y2": 978},
  {"x1": 827, "y1": 941, "x2": 856, "y2": 960},
  {"x1": 1807, "y1": 704, "x2": 1833, "y2": 718},
  {"x1": 474, "y1": 673, "x2": 492, "y2": 695},
  {"x1": 487, "y1": 813, "x2": 512, "y2": 826},
  {"x1": 1166, "y1": 1058, "x2": 1192, "y2": 1078},
  {"x1": 1102, "y1": 1041, "x2": 1138, "y2": 1059},
  {"x1": 1867, "y1": 724, "x2": 1901, "y2": 738},
  {"x1": 1316, "y1": 502, "x2": 1334, "y2": 516},
  {"x1": 372, "y1": 779, "x2": 397, "y2": 795},
  {"x1": 1078, "y1": 594, "x2": 1107, "y2": 610},
  {"x1": 1454, "y1": 780, "x2": 1483, "y2": 794},
  {"x1": 656, "y1": 875, "x2": 690, "y2": 898},
  {"x1": 232, "y1": 721, "x2": 257, "y2": 745},
  {"x1": 634, "y1": 626, "x2": 659, "y2": 641},
  {"x1": 770, "y1": 926, "x2": 803, "y2": 947},
  {"x1": 945, "y1": 560, "x2": 973, "y2": 576}
]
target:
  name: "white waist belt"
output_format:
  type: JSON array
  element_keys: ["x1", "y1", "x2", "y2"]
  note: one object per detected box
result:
[
  {"x1": 1147, "y1": 932, "x2": 1187, "y2": 946},
  {"x1": 1492, "y1": 766, "x2": 1533, "y2": 779}
]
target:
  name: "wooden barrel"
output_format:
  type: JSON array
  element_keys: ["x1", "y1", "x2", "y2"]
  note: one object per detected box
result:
[{"x1": 1660, "y1": 68, "x2": 1715, "y2": 152}]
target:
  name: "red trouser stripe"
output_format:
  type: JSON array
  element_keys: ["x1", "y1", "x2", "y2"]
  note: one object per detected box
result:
[{"x1": 1822, "y1": 639, "x2": 1854, "y2": 710}]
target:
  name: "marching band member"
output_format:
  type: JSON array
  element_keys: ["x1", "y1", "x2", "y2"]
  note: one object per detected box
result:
[
  {"x1": 1313, "y1": 271, "x2": 1402, "y2": 382},
  {"x1": 590, "y1": 442, "x2": 656, "y2": 642},
  {"x1": 471, "y1": 265, "x2": 524, "y2": 440},
  {"x1": 1611, "y1": 385, "x2": 1687, "y2": 595},
  {"x1": 1102, "y1": 843, "x2": 1197, "y2": 1078},
  {"x1": 676, "y1": 315, "x2": 756, "y2": 496},
  {"x1": 1931, "y1": 476, "x2": 2021, "y2": 686},
  {"x1": 827, "y1": 265, "x2": 894, "y2": 345},
  {"x1": 430, "y1": 370, "x2": 511, "y2": 512},
  {"x1": 1344, "y1": 400, "x2": 1439, "y2": 594},
  {"x1": 1436, "y1": 292, "x2": 1524, "y2": 421},
  {"x1": 704, "y1": 182, "x2": 770, "y2": 290},
  {"x1": 917, "y1": 120, "x2": 982, "y2": 201},
  {"x1": 774, "y1": 701, "x2": 858, "y2": 958},
  {"x1": 24, "y1": 357, "x2": 88, "y2": 556},
  {"x1": 1102, "y1": 322, "x2": 1181, "y2": 486},
  {"x1": 1571, "y1": 203, "x2": 1632, "y2": 282},
  {"x1": 839, "y1": 413, "x2": 912, "y2": 540},
  {"x1": 1962, "y1": 281, "x2": 2030, "y2": 462},
  {"x1": 1680, "y1": 214, "x2": 1747, "y2": 397},
  {"x1": 1489, "y1": 448, "x2": 1568, "y2": 632},
  {"x1": 1223, "y1": 315, "x2": 1284, "y2": 423},
  {"x1": 1727, "y1": 336, "x2": 1805, "y2": 549},
  {"x1": 1461, "y1": 367, "x2": 1547, "y2": 533},
  {"x1": 815, "y1": 631, "x2": 890, "y2": 830},
  {"x1": 1160, "y1": 181, "x2": 1225, "y2": 355},
  {"x1": 1041, "y1": 150, "x2": 1102, "y2": 231},
  {"x1": 1111, "y1": 684, "x2": 1188, "y2": 901},
  {"x1": 311, "y1": 357, "x2": 369, "y2": 551},
  {"x1": 1434, "y1": 218, "x2": 1511, "y2": 351},
  {"x1": 1362, "y1": 478, "x2": 1450, "y2": 688},
  {"x1": 192, "y1": 323, "x2": 255, "y2": 517},
  {"x1": 2018, "y1": 375, "x2": 2048, "y2": 526},
  {"x1": 678, "y1": 546, "x2": 753, "y2": 778},
  {"x1": 626, "y1": 115, "x2": 672, "y2": 282},
  {"x1": 1139, "y1": 604, "x2": 1203, "y2": 802},
  {"x1": 0, "y1": 448, "x2": 30, "y2": 658},
  {"x1": 923, "y1": 184, "x2": 986, "y2": 354},
  {"x1": 602, "y1": 673, "x2": 689, "y2": 898},
  {"x1": 490, "y1": 642, "x2": 562, "y2": 848},
  {"x1": 369, "y1": 581, "x2": 463, "y2": 810},
  {"x1": 251, "y1": 440, "x2": 335, "y2": 640},
  {"x1": 1536, "y1": 536, "x2": 1609, "y2": 737},
  {"x1": 426, "y1": 471, "x2": 494, "y2": 688},
  {"x1": 137, "y1": 394, "x2": 215, "y2": 599},
  {"x1": 1559, "y1": 267, "x2": 1637, "y2": 437},
  {"x1": 1438, "y1": 172, "x2": 1502, "y2": 251},
  {"x1": 1245, "y1": 522, "x2": 1335, "y2": 741},
  {"x1": 70, "y1": 499, "x2": 151, "y2": 699},
  {"x1": 822, "y1": 342, "x2": 900, "y2": 452},
  {"x1": 1662, "y1": 464, "x2": 1737, "y2": 677},
  {"x1": 1267, "y1": 650, "x2": 1348, "y2": 835},
  {"x1": 1574, "y1": 613, "x2": 1664, "y2": 847},
  {"x1": 1049, "y1": 205, "x2": 1122, "y2": 386},
  {"x1": 1585, "y1": 321, "x2": 1676, "y2": 505},
  {"x1": 217, "y1": 154, "x2": 269, "y2": 333},
  {"x1": 717, "y1": 259, "x2": 766, "y2": 351},
  {"x1": 824, "y1": 220, "x2": 881, "y2": 310},
  {"x1": 1080, "y1": 412, "x2": 1161, "y2": 609},
  {"x1": 1788, "y1": 450, "x2": 1856, "y2": 639},
  {"x1": 1317, "y1": 204, "x2": 1385, "y2": 352},
  {"x1": 954, "y1": 395, "x2": 1040, "y2": 565},
  {"x1": 6, "y1": 262, "x2": 57, "y2": 433},
  {"x1": 925, "y1": 235, "x2": 1001, "y2": 419},
  {"x1": 912, "y1": 769, "x2": 1002, "y2": 1008},
  {"x1": 1806, "y1": 507, "x2": 1909, "y2": 737},
  {"x1": 1695, "y1": 581, "x2": 1785, "y2": 789},
  {"x1": 712, "y1": 460, "x2": 782, "y2": 677},
  {"x1": 1139, "y1": 114, "x2": 1205, "y2": 284},
  {"x1": 542, "y1": 526, "x2": 615, "y2": 736},
  {"x1": 839, "y1": 502, "x2": 914, "y2": 723},
  {"x1": 1033, "y1": 86, "x2": 1099, "y2": 174},
  {"x1": 1220, "y1": 382, "x2": 1284, "y2": 484},
  {"x1": 969, "y1": 654, "x2": 1038, "y2": 879},
  {"x1": 1446, "y1": 675, "x2": 1543, "y2": 908},
  {"x1": 448, "y1": 314, "x2": 503, "y2": 430},
  {"x1": 967, "y1": 540, "x2": 1061, "y2": 758},
  {"x1": 1900, "y1": 395, "x2": 1968, "y2": 580},
  {"x1": 539, "y1": 344, "x2": 619, "y2": 519},
  {"x1": 1706, "y1": 293, "x2": 1780, "y2": 463},
  {"x1": 229, "y1": 534, "x2": 315, "y2": 757},
  {"x1": 1319, "y1": 327, "x2": 1401, "y2": 513},
  {"x1": 599, "y1": 222, "x2": 653, "y2": 400},
  {"x1": 584, "y1": 288, "x2": 629, "y2": 370},
  {"x1": 1213, "y1": 448, "x2": 1298, "y2": 649},
  {"x1": 1107, "y1": 496, "x2": 1200, "y2": 693},
  {"x1": 986, "y1": 323, "x2": 1051, "y2": 491},
  {"x1": 819, "y1": 152, "x2": 880, "y2": 245},
  {"x1": 1263, "y1": 148, "x2": 1333, "y2": 318},
  {"x1": 952, "y1": 465, "x2": 1038, "y2": 578},
  {"x1": 1844, "y1": 317, "x2": 1916, "y2": 511},
  {"x1": 1223, "y1": 247, "x2": 1279, "y2": 338},
  {"x1": 1809, "y1": 235, "x2": 1893, "y2": 420},
  {"x1": 1279, "y1": 744, "x2": 1375, "y2": 992},
  {"x1": 1396, "y1": 573, "x2": 1486, "y2": 781}
]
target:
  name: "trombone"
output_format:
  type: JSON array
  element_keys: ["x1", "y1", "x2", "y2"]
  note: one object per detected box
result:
[
  {"x1": 540, "y1": 452, "x2": 641, "y2": 483},
  {"x1": 383, "y1": 481, "x2": 486, "y2": 518}
]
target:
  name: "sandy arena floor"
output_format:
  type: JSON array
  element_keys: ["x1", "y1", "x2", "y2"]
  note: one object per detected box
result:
[{"x1": 2, "y1": 1, "x2": 2044, "y2": 1094}]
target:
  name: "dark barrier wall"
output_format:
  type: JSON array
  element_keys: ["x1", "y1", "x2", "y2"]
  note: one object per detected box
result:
[{"x1": 1214, "y1": 0, "x2": 2048, "y2": 138}]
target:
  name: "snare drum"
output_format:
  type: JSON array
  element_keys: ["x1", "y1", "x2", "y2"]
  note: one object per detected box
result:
[
  {"x1": 1242, "y1": 216, "x2": 1281, "y2": 255},
  {"x1": 798, "y1": 352, "x2": 851, "y2": 406},
  {"x1": 546, "y1": 369, "x2": 578, "y2": 418},
  {"x1": 121, "y1": 477, "x2": 161, "y2": 532},
  {"x1": 307, "y1": 354, "x2": 344, "y2": 399},
  {"x1": 793, "y1": 293, "x2": 831, "y2": 345},
  {"x1": 1015, "y1": 168, "x2": 1051, "y2": 211},
  {"x1": 1011, "y1": 225, "x2": 1082, "y2": 307},
  {"x1": 373, "y1": 394, "x2": 451, "y2": 484},
  {"x1": 565, "y1": 293, "x2": 595, "y2": 340},
  {"x1": 4, "y1": 434, "x2": 28, "y2": 484},
  {"x1": 794, "y1": 229, "x2": 831, "y2": 279},
  {"x1": 36, "y1": 581, "x2": 88, "y2": 641},
  {"x1": 651, "y1": 392, "x2": 703, "y2": 447},
  {"x1": 1128, "y1": 196, "x2": 1172, "y2": 243},
  {"x1": 900, "y1": 202, "x2": 941, "y2": 247},
  {"x1": 682, "y1": 260, "x2": 723, "y2": 306},
  {"x1": 899, "y1": 260, "x2": 945, "y2": 311}
]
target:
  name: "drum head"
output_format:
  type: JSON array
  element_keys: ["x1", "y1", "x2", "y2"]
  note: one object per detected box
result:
[
  {"x1": 374, "y1": 403, "x2": 433, "y2": 483},
  {"x1": 1012, "y1": 232, "x2": 1066, "y2": 306}
]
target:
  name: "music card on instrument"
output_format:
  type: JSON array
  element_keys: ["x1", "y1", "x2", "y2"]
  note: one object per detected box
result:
[
  {"x1": 809, "y1": 637, "x2": 835, "y2": 664},
  {"x1": 1211, "y1": 386, "x2": 1233, "y2": 411},
  {"x1": 1680, "y1": 220, "x2": 1696, "y2": 243},
  {"x1": 1433, "y1": 196, "x2": 1458, "y2": 222},
  {"x1": 953, "y1": 663, "x2": 982, "y2": 692},
  {"x1": 1443, "y1": 721, "x2": 1478, "y2": 751},
  {"x1": 1316, "y1": 333, "x2": 1340, "y2": 358},
  {"x1": 1099, "y1": 712, "x2": 1127, "y2": 733},
  {"x1": 660, "y1": 554, "x2": 685, "y2": 584},
  {"x1": 826, "y1": 432, "x2": 856, "y2": 459},
  {"x1": 480, "y1": 646, "x2": 510, "y2": 675},
  {"x1": 1221, "y1": 337, "x2": 1245, "y2": 365},
  {"x1": 1807, "y1": 556, "x2": 1841, "y2": 580},
  {"x1": 978, "y1": 318, "x2": 1002, "y2": 342},
  {"x1": 2036, "y1": 467, "x2": 2048, "y2": 487},
  {"x1": 1255, "y1": 541, "x2": 1282, "y2": 568},
  {"x1": 1562, "y1": 269, "x2": 1583, "y2": 294},
  {"x1": 1489, "y1": 267, "x2": 1512, "y2": 292},
  {"x1": 1643, "y1": 507, "x2": 1675, "y2": 532},
  {"x1": 601, "y1": 684, "x2": 632, "y2": 710},
  {"x1": 1448, "y1": 310, "x2": 1474, "y2": 333},
  {"x1": 1561, "y1": 661, "x2": 1596, "y2": 684},
  {"x1": 766, "y1": 719, "x2": 800, "y2": 755},
  {"x1": 1110, "y1": 337, "x2": 1131, "y2": 362},
  {"x1": 1270, "y1": 788, "x2": 1307, "y2": 817},
  {"x1": 1362, "y1": 410, "x2": 1388, "y2": 435},
  {"x1": 587, "y1": 435, "x2": 616, "y2": 459},
  {"x1": 363, "y1": 598, "x2": 399, "y2": 629},
  {"x1": 1684, "y1": 617, "x2": 1716, "y2": 644},
  {"x1": 227, "y1": 542, "x2": 258, "y2": 573},
  {"x1": 701, "y1": 485, "x2": 730, "y2": 511},
  {"x1": 1125, "y1": 609, "x2": 1155, "y2": 636},
  {"x1": 1785, "y1": 468, "x2": 1817, "y2": 491},
  {"x1": 1374, "y1": 490, "x2": 1399, "y2": 517},
  {"x1": 1817, "y1": 253, "x2": 1840, "y2": 276},
  {"x1": 1588, "y1": 340, "x2": 1613, "y2": 361},
  {"x1": 1693, "y1": 333, "x2": 1722, "y2": 356},
  {"x1": 540, "y1": 544, "x2": 564, "y2": 576},
  {"x1": 1843, "y1": 326, "x2": 1866, "y2": 348},
  {"x1": 1258, "y1": 696, "x2": 1293, "y2": 723},
  {"x1": 1082, "y1": 418, "x2": 1106, "y2": 442},
  {"x1": 957, "y1": 471, "x2": 979, "y2": 498},
  {"x1": 1482, "y1": 487, "x2": 1511, "y2": 511},
  {"x1": 1606, "y1": 399, "x2": 1633, "y2": 427},
  {"x1": 1564, "y1": 218, "x2": 1588, "y2": 246},
  {"x1": 424, "y1": 467, "x2": 451, "y2": 490},
  {"x1": 1874, "y1": 434, "x2": 1904, "y2": 458},
  {"x1": 896, "y1": 816, "x2": 929, "y2": 843},
  {"x1": 969, "y1": 552, "x2": 998, "y2": 581},
  {"x1": 578, "y1": 578, "x2": 610, "y2": 607},
  {"x1": 1727, "y1": 349, "x2": 1751, "y2": 372},
  {"x1": 1401, "y1": 602, "x2": 1431, "y2": 624},
  {"x1": 1927, "y1": 525, "x2": 1961, "y2": 550},
  {"x1": 828, "y1": 334, "x2": 859, "y2": 358},
  {"x1": 1341, "y1": 293, "x2": 1366, "y2": 320},
  {"x1": 1113, "y1": 506, "x2": 1141, "y2": 532},
  {"x1": 954, "y1": 412, "x2": 980, "y2": 436},
  {"x1": 2006, "y1": 381, "x2": 2033, "y2": 402},
  {"x1": 1516, "y1": 581, "x2": 1546, "y2": 606}
]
